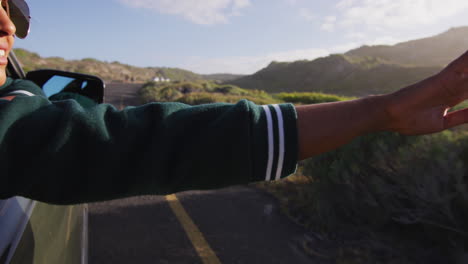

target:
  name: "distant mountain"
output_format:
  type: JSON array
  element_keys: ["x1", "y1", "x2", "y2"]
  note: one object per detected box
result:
[
  {"x1": 13, "y1": 48, "x2": 203, "y2": 83},
  {"x1": 228, "y1": 55, "x2": 440, "y2": 96},
  {"x1": 228, "y1": 27, "x2": 468, "y2": 96},
  {"x1": 346, "y1": 26, "x2": 468, "y2": 67},
  {"x1": 201, "y1": 73, "x2": 246, "y2": 82}
]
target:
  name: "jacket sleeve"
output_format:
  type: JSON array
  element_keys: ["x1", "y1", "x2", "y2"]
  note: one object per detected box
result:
[{"x1": 0, "y1": 94, "x2": 298, "y2": 204}]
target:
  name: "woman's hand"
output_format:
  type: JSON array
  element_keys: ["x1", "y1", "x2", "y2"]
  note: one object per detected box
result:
[{"x1": 387, "y1": 50, "x2": 468, "y2": 135}]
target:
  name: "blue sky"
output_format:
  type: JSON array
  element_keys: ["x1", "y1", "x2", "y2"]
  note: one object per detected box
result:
[{"x1": 15, "y1": 0, "x2": 468, "y2": 74}]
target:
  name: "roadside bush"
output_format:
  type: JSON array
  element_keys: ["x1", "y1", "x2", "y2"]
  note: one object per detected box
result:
[
  {"x1": 276, "y1": 92, "x2": 353, "y2": 104},
  {"x1": 139, "y1": 80, "x2": 282, "y2": 105},
  {"x1": 298, "y1": 130, "x2": 468, "y2": 260},
  {"x1": 156, "y1": 87, "x2": 183, "y2": 101},
  {"x1": 175, "y1": 92, "x2": 281, "y2": 105},
  {"x1": 176, "y1": 92, "x2": 220, "y2": 105}
]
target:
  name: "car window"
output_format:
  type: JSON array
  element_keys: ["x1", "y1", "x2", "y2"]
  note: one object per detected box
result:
[{"x1": 0, "y1": 197, "x2": 36, "y2": 263}]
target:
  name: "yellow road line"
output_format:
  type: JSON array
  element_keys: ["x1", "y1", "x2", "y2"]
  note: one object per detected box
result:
[{"x1": 165, "y1": 194, "x2": 222, "y2": 264}]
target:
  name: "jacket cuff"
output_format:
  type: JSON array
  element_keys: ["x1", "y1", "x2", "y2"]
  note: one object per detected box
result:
[{"x1": 252, "y1": 103, "x2": 298, "y2": 182}]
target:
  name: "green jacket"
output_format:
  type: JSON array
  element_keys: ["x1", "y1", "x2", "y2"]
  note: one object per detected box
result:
[{"x1": 0, "y1": 78, "x2": 298, "y2": 204}]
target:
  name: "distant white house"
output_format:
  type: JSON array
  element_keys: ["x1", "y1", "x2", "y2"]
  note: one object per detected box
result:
[{"x1": 153, "y1": 76, "x2": 171, "y2": 82}]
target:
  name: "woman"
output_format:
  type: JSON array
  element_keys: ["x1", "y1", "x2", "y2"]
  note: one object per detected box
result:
[{"x1": 0, "y1": 0, "x2": 467, "y2": 204}]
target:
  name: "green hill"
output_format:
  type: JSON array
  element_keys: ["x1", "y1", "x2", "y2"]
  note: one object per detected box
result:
[
  {"x1": 227, "y1": 27, "x2": 467, "y2": 97},
  {"x1": 228, "y1": 54, "x2": 440, "y2": 96},
  {"x1": 345, "y1": 26, "x2": 468, "y2": 67},
  {"x1": 13, "y1": 48, "x2": 203, "y2": 83},
  {"x1": 201, "y1": 73, "x2": 245, "y2": 82}
]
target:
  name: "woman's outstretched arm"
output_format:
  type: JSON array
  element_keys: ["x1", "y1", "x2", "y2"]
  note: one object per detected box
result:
[{"x1": 297, "y1": 50, "x2": 468, "y2": 160}]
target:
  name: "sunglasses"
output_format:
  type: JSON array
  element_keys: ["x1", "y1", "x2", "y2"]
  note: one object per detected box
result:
[{"x1": 0, "y1": 0, "x2": 30, "y2": 39}]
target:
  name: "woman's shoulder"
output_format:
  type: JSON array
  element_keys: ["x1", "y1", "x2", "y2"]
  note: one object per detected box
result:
[{"x1": 0, "y1": 78, "x2": 45, "y2": 96}]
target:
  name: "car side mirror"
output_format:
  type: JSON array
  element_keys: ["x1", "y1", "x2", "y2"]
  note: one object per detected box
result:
[{"x1": 25, "y1": 69, "x2": 105, "y2": 104}]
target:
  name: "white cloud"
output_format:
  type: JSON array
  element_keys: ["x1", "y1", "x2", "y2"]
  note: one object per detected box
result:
[
  {"x1": 345, "y1": 31, "x2": 366, "y2": 40},
  {"x1": 283, "y1": 0, "x2": 298, "y2": 5},
  {"x1": 118, "y1": 0, "x2": 251, "y2": 25},
  {"x1": 230, "y1": 0, "x2": 250, "y2": 16},
  {"x1": 311, "y1": 0, "x2": 468, "y2": 51},
  {"x1": 320, "y1": 23, "x2": 334, "y2": 32},
  {"x1": 299, "y1": 8, "x2": 315, "y2": 22},
  {"x1": 336, "y1": 0, "x2": 357, "y2": 9},
  {"x1": 335, "y1": 0, "x2": 468, "y2": 30},
  {"x1": 320, "y1": 16, "x2": 337, "y2": 32}
]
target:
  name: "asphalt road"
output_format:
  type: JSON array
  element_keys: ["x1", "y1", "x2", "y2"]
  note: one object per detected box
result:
[
  {"x1": 88, "y1": 83, "x2": 317, "y2": 263},
  {"x1": 103, "y1": 82, "x2": 143, "y2": 109},
  {"x1": 88, "y1": 187, "x2": 316, "y2": 264}
]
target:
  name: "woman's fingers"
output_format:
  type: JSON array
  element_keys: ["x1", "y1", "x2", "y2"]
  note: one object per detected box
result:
[
  {"x1": 433, "y1": 50, "x2": 468, "y2": 102},
  {"x1": 444, "y1": 108, "x2": 468, "y2": 129},
  {"x1": 446, "y1": 50, "x2": 468, "y2": 70}
]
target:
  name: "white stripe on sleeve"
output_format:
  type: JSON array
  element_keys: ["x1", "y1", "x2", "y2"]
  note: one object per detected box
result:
[
  {"x1": 6, "y1": 90, "x2": 35, "y2": 97},
  {"x1": 272, "y1": 104, "x2": 285, "y2": 180},
  {"x1": 262, "y1": 105, "x2": 274, "y2": 181}
]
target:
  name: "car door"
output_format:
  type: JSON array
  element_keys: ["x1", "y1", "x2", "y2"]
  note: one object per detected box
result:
[
  {"x1": 0, "y1": 198, "x2": 88, "y2": 264},
  {"x1": 0, "y1": 51, "x2": 89, "y2": 264}
]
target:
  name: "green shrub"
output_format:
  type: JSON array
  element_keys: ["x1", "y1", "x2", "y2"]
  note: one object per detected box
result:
[
  {"x1": 139, "y1": 80, "x2": 283, "y2": 105},
  {"x1": 298, "y1": 130, "x2": 468, "y2": 260},
  {"x1": 177, "y1": 92, "x2": 220, "y2": 105},
  {"x1": 174, "y1": 92, "x2": 280, "y2": 105},
  {"x1": 276, "y1": 92, "x2": 353, "y2": 104}
]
